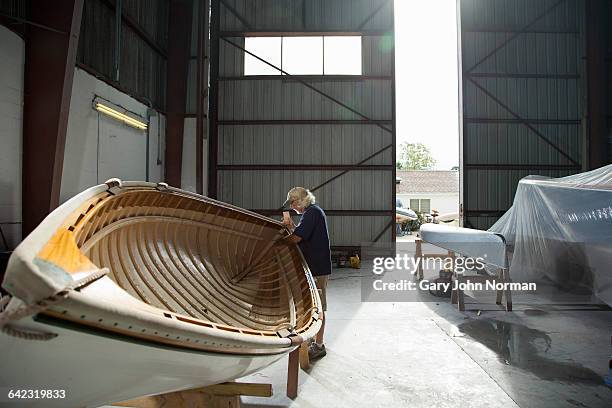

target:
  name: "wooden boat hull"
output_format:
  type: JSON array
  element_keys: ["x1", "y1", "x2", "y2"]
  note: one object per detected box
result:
[{"x1": 0, "y1": 180, "x2": 322, "y2": 406}]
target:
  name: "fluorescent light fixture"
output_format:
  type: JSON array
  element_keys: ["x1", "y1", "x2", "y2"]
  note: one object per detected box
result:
[{"x1": 93, "y1": 100, "x2": 148, "y2": 130}]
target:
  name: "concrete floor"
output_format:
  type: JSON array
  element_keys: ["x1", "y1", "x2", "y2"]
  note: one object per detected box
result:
[{"x1": 238, "y1": 258, "x2": 612, "y2": 408}]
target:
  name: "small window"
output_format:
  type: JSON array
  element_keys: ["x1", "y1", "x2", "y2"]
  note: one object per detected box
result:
[
  {"x1": 244, "y1": 37, "x2": 282, "y2": 75},
  {"x1": 421, "y1": 199, "x2": 431, "y2": 214},
  {"x1": 244, "y1": 36, "x2": 362, "y2": 76},
  {"x1": 282, "y1": 37, "x2": 323, "y2": 75},
  {"x1": 409, "y1": 199, "x2": 419, "y2": 212},
  {"x1": 409, "y1": 199, "x2": 431, "y2": 214},
  {"x1": 324, "y1": 36, "x2": 362, "y2": 75}
]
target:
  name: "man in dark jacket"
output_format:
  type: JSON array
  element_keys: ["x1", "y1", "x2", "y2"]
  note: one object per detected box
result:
[{"x1": 283, "y1": 187, "x2": 331, "y2": 360}]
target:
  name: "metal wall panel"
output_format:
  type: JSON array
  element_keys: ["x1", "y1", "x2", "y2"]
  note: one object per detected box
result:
[
  {"x1": 123, "y1": 0, "x2": 169, "y2": 49},
  {"x1": 327, "y1": 216, "x2": 390, "y2": 246},
  {"x1": 120, "y1": 24, "x2": 167, "y2": 109},
  {"x1": 218, "y1": 125, "x2": 393, "y2": 165},
  {"x1": 218, "y1": 79, "x2": 392, "y2": 120},
  {"x1": 363, "y1": 36, "x2": 393, "y2": 75},
  {"x1": 0, "y1": 0, "x2": 26, "y2": 30},
  {"x1": 219, "y1": 37, "x2": 245, "y2": 77},
  {"x1": 78, "y1": 0, "x2": 115, "y2": 80},
  {"x1": 459, "y1": 0, "x2": 585, "y2": 229},
  {"x1": 219, "y1": 0, "x2": 393, "y2": 32},
  {"x1": 217, "y1": 170, "x2": 392, "y2": 209},
  {"x1": 77, "y1": 0, "x2": 168, "y2": 110},
  {"x1": 211, "y1": 0, "x2": 395, "y2": 248}
]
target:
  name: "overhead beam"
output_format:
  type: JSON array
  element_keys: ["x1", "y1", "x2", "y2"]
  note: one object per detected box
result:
[
  {"x1": 220, "y1": 30, "x2": 391, "y2": 37},
  {"x1": 467, "y1": 72, "x2": 579, "y2": 79},
  {"x1": 22, "y1": 0, "x2": 84, "y2": 237},
  {"x1": 164, "y1": 0, "x2": 193, "y2": 188},
  {"x1": 464, "y1": 163, "x2": 580, "y2": 170},
  {"x1": 0, "y1": 10, "x2": 64, "y2": 36},
  {"x1": 218, "y1": 74, "x2": 392, "y2": 81},
  {"x1": 218, "y1": 119, "x2": 393, "y2": 125},
  {"x1": 464, "y1": 118, "x2": 580, "y2": 125},
  {"x1": 253, "y1": 210, "x2": 394, "y2": 217},
  {"x1": 464, "y1": 29, "x2": 578, "y2": 34},
  {"x1": 217, "y1": 165, "x2": 394, "y2": 171}
]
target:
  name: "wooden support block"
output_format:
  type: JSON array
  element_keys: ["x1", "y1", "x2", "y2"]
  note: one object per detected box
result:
[
  {"x1": 299, "y1": 341, "x2": 310, "y2": 370},
  {"x1": 113, "y1": 392, "x2": 209, "y2": 408},
  {"x1": 200, "y1": 382, "x2": 272, "y2": 397},
  {"x1": 495, "y1": 288, "x2": 503, "y2": 305},
  {"x1": 447, "y1": 250, "x2": 455, "y2": 270},
  {"x1": 451, "y1": 285, "x2": 458, "y2": 304},
  {"x1": 287, "y1": 347, "x2": 300, "y2": 399},
  {"x1": 457, "y1": 289, "x2": 465, "y2": 311},
  {"x1": 457, "y1": 276, "x2": 465, "y2": 311},
  {"x1": 114, "y1": 382, "x2": 272, "y2": 408},
  {"x1": 415, "y1": 239, "x2": 423, "y2": 280},
  {"x1": 502, "y1": 269, "x2": 513, "y2": 311}
]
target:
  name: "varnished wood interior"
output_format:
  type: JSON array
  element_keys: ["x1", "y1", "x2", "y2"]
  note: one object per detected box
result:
[{"x1": 66, "y1": 188, "x2": 317, "y2": 334}]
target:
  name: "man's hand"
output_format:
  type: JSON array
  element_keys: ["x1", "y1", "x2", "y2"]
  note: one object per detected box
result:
[
  {"x1": 282, "y1": 211, "x2": 295, "y2": 232},
  {"x1": 284, "y1": 233, "x2": 302, "y2": 244}
]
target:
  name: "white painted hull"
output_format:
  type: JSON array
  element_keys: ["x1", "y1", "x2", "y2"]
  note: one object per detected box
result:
[{"x1": 0, "y1": 315, "x2": 284, "y2": 408}]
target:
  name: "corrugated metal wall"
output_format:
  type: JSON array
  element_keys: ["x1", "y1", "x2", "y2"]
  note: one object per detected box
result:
[
  {"x1": 210, "y1": 0, "x2": 395, "y2": 248},
  {"x1": 0, "y1": 0, "x2": 26, "y2": 25},
  {"x1": 459, "y1": 0, "x2": 586, "y2": 229},
  {"x1": 77, "y1": 0, "x2": 168, "y2": 111}
]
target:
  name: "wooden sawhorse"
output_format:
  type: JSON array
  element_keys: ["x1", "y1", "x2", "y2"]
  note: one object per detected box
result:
[{"x1": 415, "y1": 238, "x2": 512, "y2": 311}]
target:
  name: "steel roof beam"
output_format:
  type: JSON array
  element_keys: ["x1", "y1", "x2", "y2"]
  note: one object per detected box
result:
[
  {"x1": 218, "y1": 119, "x2": 393, "y2": 125},
  {"x1": 220, "y1": 30, "x2": 391, "y2": 37},
  {"x1": 164, "y1": 0, "x2": 193, "y2": 187},
  {"x1": 217, "y1": 165, "x2": 394, "y2": 171},
  {"x1": 22, "y1": 0, "x2": 84, "y2": 237}
]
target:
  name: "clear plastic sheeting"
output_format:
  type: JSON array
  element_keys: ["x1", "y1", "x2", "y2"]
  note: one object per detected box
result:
[{"x1": 489, "y1": 165, "x2": 612, "y2": 305}]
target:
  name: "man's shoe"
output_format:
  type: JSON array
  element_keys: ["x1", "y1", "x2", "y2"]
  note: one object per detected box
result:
[{"x1": 308, "y1": 342, "x2": 326, "y2": 360}]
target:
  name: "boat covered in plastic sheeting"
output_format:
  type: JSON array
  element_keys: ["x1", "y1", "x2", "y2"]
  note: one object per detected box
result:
[{"x1": 489, "y1": 165, "x2": 612, "y2": 305}]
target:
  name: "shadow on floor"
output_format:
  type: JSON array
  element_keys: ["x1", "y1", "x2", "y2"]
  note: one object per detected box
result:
[{"x1": 458, "y1": 318, "x2": 603, "y2": 385}]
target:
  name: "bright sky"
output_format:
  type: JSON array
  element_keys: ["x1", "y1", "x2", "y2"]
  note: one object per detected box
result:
[{"x1": 394, "y1": 0, "x2": 459, "y2": 170}]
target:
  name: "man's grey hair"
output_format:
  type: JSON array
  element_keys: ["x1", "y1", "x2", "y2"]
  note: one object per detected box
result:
[{"x1": 287, "y1": 187, "x2": 316, "y2": 209}]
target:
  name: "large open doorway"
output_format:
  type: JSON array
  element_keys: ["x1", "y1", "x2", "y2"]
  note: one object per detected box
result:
[{"x1": 394, "y1": 0, "x2": 460, "y2": 240}]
